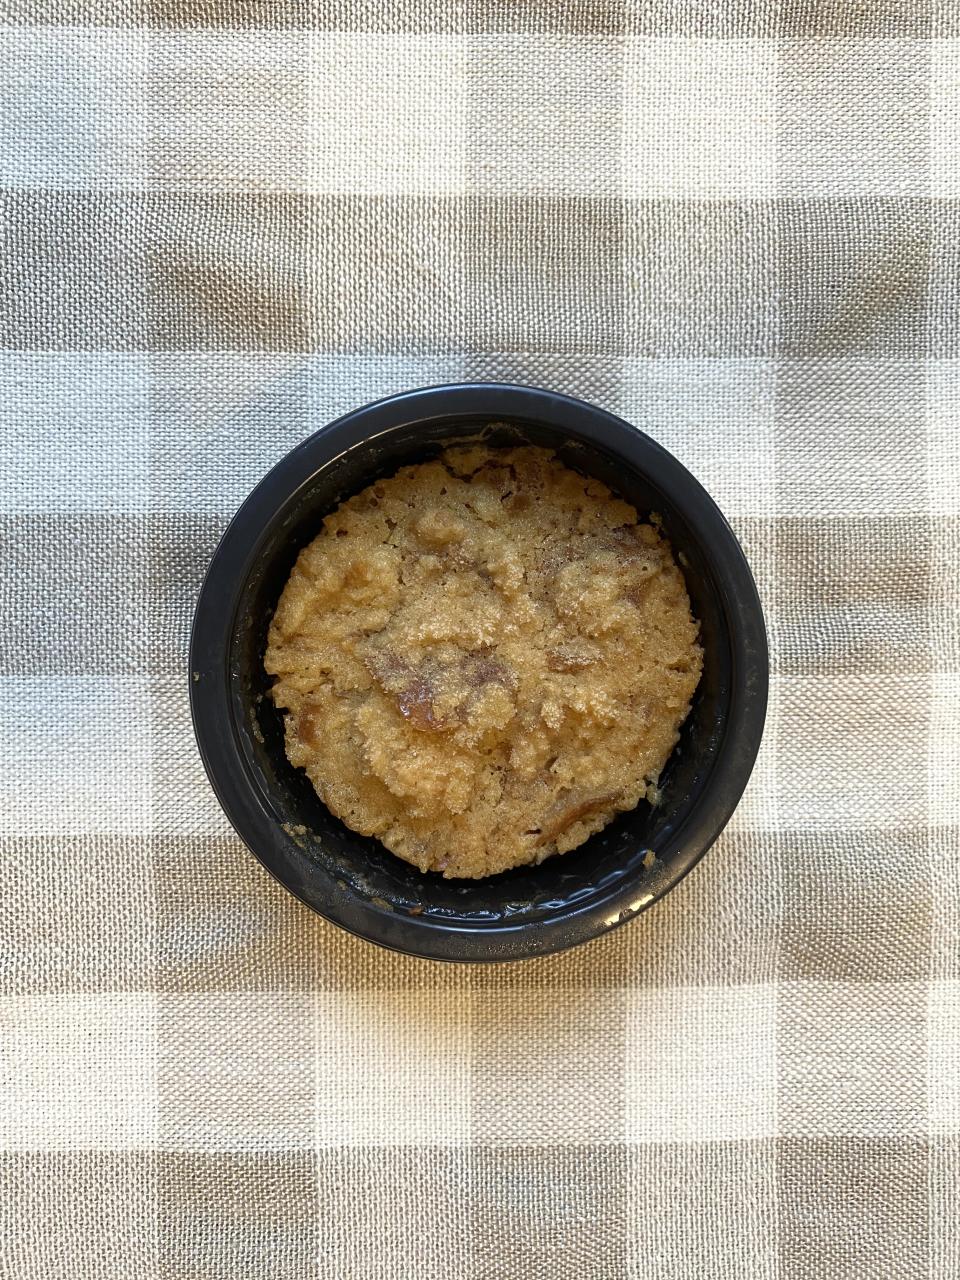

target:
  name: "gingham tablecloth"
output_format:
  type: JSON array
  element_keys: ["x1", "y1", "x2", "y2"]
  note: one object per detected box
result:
[{"x1": 1, "y1": 3, "x2": 958, "y2": 1277}]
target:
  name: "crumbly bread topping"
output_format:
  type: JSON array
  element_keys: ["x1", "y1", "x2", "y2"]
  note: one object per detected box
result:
[{"x1": 265, "y1": 446, "x2": 702, "y2": 878}]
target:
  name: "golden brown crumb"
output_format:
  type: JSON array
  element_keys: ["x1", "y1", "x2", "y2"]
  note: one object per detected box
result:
[{"x1": 265, "y1": 445, "x2": 702, "y2": 879}]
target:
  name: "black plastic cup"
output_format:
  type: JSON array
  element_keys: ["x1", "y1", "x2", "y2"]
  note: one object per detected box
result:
[{"x1": 190, "y1": 384, "x2": 767, "y2": 962}]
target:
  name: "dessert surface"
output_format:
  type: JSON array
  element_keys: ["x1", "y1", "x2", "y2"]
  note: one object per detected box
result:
[{"x1": 265, "y1": 445, "x2": 703, "y2": 879}]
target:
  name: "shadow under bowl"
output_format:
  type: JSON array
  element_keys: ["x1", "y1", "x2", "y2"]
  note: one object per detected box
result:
[{"x1": 189, "y1": 384, "x2": 768, "y2": 962}]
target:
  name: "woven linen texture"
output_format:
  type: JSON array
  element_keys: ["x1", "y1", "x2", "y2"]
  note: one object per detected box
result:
[{"x1": 1, "y1": 2, "x2": 958, "y2": 1277}]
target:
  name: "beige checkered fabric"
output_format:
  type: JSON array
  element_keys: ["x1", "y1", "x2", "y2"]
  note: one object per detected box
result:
[{"x1": 1, "y1": 2, "x2": 959, "y2": 1277}]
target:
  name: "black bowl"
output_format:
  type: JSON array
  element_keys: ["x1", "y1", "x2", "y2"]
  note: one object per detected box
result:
[{"x1": 190, "y1": 384, "x2": 767, "y2": 962}]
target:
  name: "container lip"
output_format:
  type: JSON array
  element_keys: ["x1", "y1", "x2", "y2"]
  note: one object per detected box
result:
[{"x1": 189, "y1": 382, "x2": 768, "y2": 963}]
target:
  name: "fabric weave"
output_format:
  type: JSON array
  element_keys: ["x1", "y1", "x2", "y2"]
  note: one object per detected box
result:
[{"x1": 1, "y1": 3, "x2": 958, "y2": 1277}]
